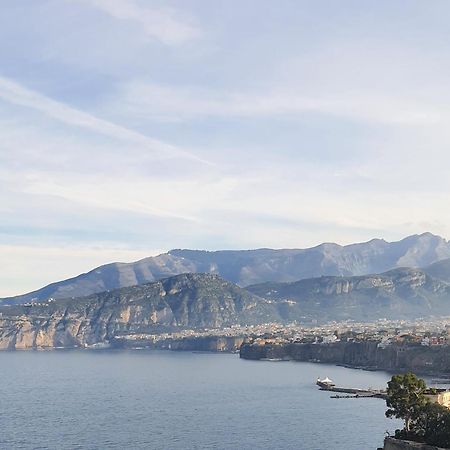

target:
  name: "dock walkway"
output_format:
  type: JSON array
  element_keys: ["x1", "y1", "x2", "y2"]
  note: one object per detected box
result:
[{"x1": 317, "y1": 382, "x2": 387, "y2": 399}]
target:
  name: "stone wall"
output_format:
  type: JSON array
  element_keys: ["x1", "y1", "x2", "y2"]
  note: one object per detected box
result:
[{"x1": 383, "y1": 437, "x2": 447, "y2": 450}]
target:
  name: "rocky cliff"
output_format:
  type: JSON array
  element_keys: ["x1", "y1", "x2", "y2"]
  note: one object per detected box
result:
[
  {"x1": 3, "y1": 266, "x2": 450, "y2": 350},
  {"x1": 0, "y1": 274, "x2": 278, "y2": 350},
  {"x1": 3, "y1": 233, "x2": 450, "y2": 305},
  {"x1": 246, "y1": 267, "x2": 450, "y2": 321},
  {"x1": 240, "y1": 341, "x2": 450, "y2": 374},
  {"x1": 112, "y1": 335, "x2": 244, "y2": 352}
]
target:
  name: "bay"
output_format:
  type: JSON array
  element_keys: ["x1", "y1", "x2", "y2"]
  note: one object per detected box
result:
[{"x1": 0, "y1": 351, "x2": 401, "y2": 449}]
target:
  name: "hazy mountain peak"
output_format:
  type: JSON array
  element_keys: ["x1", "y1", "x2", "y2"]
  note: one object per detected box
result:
[{"x1": 2, "y1": 233, "x2": 450, "y2": 305}]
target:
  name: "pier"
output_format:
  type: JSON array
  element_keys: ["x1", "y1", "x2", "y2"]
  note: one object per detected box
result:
[
  {"x1": 320, "y1": 386, "x2": 387, "y2": 399},
  {"x1": 316, "y1": 377, "x2": 387, "y2": 399}
]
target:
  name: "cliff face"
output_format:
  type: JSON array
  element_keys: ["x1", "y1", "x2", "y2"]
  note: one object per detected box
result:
[
  {"x1": 3, "y1": 233, "x2": 450, "y2": 305},
  {"x1": 239, "y1": 341, "x2": 383, "y2": 365},
  {"x1": 111, "y1": 335, "x2": 244, "y2": 352},
  {"x1": 240, "y1": 342, "x2": 450, "y2": 374},
  {"x1": 246, "y1": 268, "x2": 450, "y2": 321},
  {"x1": 0, "y1": 274, "x2": 278, "y2": 350},
  {"x1": 167, "y1": 336, "x2": 244, "y2": 352}
]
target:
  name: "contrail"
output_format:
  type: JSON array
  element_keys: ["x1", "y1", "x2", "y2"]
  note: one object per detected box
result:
[{"x1": 0, "y1": 75, "x2": 211, "y2": 165}]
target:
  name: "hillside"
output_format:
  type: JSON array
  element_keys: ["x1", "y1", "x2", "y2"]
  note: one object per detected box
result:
[
  {"x1": 246, "y1": 267, "x2": 450, "y2": 322},
  {"x1": 0, "y1": 273, "x2": 279, "y2": 350},
  {"x1": 4, "y1": 266, "x2": 450, "y2": 350},
  {"x1": 423, "y1": 258, "x2": 450, "y2": 283},
  {"x1": 2, "y1": 233, "x2": 449, "y2": 305}
]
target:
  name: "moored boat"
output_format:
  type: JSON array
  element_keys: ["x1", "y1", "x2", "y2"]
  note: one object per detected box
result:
[{"x1": 316, "y1": 377, "x2": 335, "y2": 389}]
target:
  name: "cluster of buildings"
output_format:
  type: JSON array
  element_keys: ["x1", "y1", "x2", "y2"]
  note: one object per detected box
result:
[
  {"x1": 113, "y1": 317, "x2": 450, "y2": 350},
  {"x1": 239, "y1": 318, "x2": 450, "y2": 349}
]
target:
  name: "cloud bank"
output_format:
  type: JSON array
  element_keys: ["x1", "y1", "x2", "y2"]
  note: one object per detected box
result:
[{"x1": 1, "y1": 0, "x2": 449, "y2": 295}]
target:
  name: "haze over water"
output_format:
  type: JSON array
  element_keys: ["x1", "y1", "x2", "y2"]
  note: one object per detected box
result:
[{"x1": 1, "y1": 351, "x2": 400, "y2": 449}]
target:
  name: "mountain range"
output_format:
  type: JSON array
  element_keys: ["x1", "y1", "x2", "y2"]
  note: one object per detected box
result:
[
  {"x1": 0, "y1": 273, "x2": 278, "y2": 350},
  {"x1": 2, "y1": 232, "x2": 450, "y2": 305},
  {"x1": 3, "y1": 232, "x2": 450, "y2": 350},
  {"x1": 3, "y1": 262, "x2": 450, "y2": 349},
  {"x1": 247, "y1": 263, "x2": 450, "y2": 321},
  {"x1": 3, "y1": 247, "x2": 450, "y2": 348}
]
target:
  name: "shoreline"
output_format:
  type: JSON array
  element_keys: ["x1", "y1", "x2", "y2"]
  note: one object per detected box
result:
[
  {"x1": 2, "y1": 342, "x2": 450, "y2": 380},
  {"x1": 239, "y1": 341, "x2": 450, "y2": 379}
]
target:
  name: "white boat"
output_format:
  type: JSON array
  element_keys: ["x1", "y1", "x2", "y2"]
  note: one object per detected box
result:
[{"x1": 316, "y1": 377, "x2": 335, "y2": 389}]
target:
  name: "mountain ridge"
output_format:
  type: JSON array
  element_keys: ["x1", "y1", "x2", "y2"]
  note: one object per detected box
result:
[
  {"x1": 246, "y1": 266, "x2": 450, "y2": 321},
  {"x1": 0, "y1": 273, "x2": 279, "y2": 350},
  {"x1": 3, "y1": 267, "x2": 450, "y2": 350},
  {"x1": 2, "y1": 232, "x2": 449, "y2": 306}
]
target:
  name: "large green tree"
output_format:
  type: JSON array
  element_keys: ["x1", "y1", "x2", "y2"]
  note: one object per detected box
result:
[
  {"x1": 415, "y1": 402, "x2": 450, "y2": 447},
  {"x1": 385, "y1": 372, "x2": 427, "y2": 434}
]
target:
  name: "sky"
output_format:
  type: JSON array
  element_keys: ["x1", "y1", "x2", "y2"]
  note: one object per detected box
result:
[{"x1": 1, "y1": 0, "x2": 450, "y2": 296}]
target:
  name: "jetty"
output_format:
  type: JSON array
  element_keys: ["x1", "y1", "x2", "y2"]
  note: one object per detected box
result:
[{"x1": 316, "y1": 377, "x2": 387, "y2": 399}]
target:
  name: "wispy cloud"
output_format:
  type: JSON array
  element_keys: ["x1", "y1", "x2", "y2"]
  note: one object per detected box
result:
[
  {"x1": 106, "y1": 81, "x2": 443, "y2": 126},
  {"x1": 21, "y1": 175, "x2": 202, "y2": 222},
  {"x1": 0, "y1": 76, "x2": 209, "y2": 163},
  {"x1": 77, "y1": 0, "x2": 200, "y2": 45},
  {"x1": 2, "y1": 0, "x2": 450, "y2": 296}
]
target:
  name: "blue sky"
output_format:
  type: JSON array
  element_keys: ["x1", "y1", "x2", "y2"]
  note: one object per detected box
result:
[{"x1": 1, "y1": 0, "x2": 450, "y2": 295}]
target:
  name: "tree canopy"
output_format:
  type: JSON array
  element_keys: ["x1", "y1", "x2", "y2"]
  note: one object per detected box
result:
[
  {"x1": 386, "y1": 372, "x2": 427, "y2": 432},
  {"x1": 386, "y1": 372, "x2": 450, "y2": 447}
]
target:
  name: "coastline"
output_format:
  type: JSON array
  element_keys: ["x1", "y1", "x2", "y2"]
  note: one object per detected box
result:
[
  {"x1": 3, "y1": 336, "x2": 450, "y2": 380},
  {"x1": 239, "y1": 341, "x2": 450, "y2": 378}
]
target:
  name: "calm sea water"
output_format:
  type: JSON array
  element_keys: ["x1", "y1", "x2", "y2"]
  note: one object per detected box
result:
[{"x1": 0, "y1": 350, "x2": 401, "y2": 450}]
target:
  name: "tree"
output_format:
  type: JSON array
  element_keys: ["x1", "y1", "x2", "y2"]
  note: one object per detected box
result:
[
  {"x1": 415, "y1": 402, "x2": 450, "y2": 447},
  {"x1": 385, "y1": 372, "x2": 427, "y2": 435}
]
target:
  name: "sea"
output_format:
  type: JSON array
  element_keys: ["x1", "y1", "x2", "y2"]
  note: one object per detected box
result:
[{"x1": 0, "y1": 350, "x2": 402, "y2": 450}]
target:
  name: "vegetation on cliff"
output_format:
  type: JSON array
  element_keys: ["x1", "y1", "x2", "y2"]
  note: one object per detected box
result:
[
  {"x1": 386, "y1": 372, "x2": 450, "y2": 448},
  {"x1": 386, "y1": 373, "x2": 428, "y2": 433}
]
